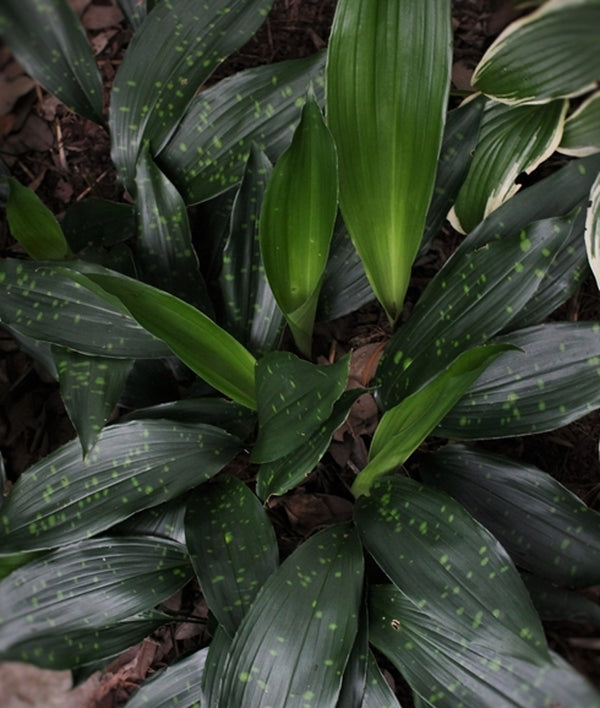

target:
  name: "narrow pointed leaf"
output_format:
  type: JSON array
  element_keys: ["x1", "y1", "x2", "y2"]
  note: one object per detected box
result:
[
  {"x1": 52, "y1": 346, "x2": 133, "y2": 455},
  {"x1": 336, "y1": 601, "x2": 369, "y2": 708},
  {"x1": 134, "y1": 144, "x2": 210, "y2": 312},
  {"x1": 439, "y1": 322, "x2": 600, "y2": 438},
  {"x1": 472, "y1": 0, "x2": 600, "y2": 105},
  {"x1": 115, "y1": 497, "x2": 188, "y2": 546},
  {"x1": 357, "y1": 477, "x2": 600, "y2": 706},
  {"x1": 0, "y1": 419, "x2": 241, "y2": 553},
  {"x1": 0, "y1": 536, "x2": 193, "y2": 663},
  {"x1": 109, "y1": 0, "x2": 274, "y2": 190},
  {"x1": 126, "y1": 647, "x2": 208, "y2": 708},
  {"x1": 257, "y1": 388, "x2": 364, "y2": 500},
  {"x1": 218, "y1": 523, "x2": 363, "y2": 707},
  {"x1": 421, "y1": 444, "x2": 600, "y2": 588},
  {"x1": 377, "y1": 211, "x2": 575, "y2": 409},
  {"x1": 202, "y1": 624, "x2": 231, "y2": 706},
  {"x1": 5, "y1": 178, "x2": 71, "y2": 260},
  {"x1": 260, "y1": 95, "x2": 338, "y2": 355},
  {"x1": 452, "y1": 99, "x2": 567, "y2": 233},
  {"x1": 0, "y1": 0, "x2": 103, "y2": 122},
  {"x1": 185, "y1": 475, "x2": 278, "y2": 636},
  {"x1": 218, "y1": 146, "x2": 283, "y2": 354},
  {"x1": 585, "y1": 171, "x2": 600, "y2": 289},
  {"x1": 352, "y1": 345, "x2": 511, "y2": 498},
  {"x1": 116, "y1": 0, "x2": 148, "y2": 32},
  {"x1": 362, "y1": 651, "x2": 402, "y2": 708},
  {"x1": 0, "y1": 259, "x2": 170, "y2": 358},
  {"x1": 252, "y1": 352, "x2": 350, "y2": 463},
  {"x1": 158, "y1": 52, "x2": 326, "y2": 204},
  {"x1": 76, "y1": 270, "x2": 258, "y2": 408},
  {"x1": 559, "y1": 91, "x2": 600, "y2": 156},
  {"x1": 327, "y1": 0, "x2": 452, "y2": 323}
]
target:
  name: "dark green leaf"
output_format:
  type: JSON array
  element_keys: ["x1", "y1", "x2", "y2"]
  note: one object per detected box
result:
[
  {"x1": 377, "y1": 211, "x2": 577, "y2": 409},
  {"x1": 5, "y1": 178, "x2": 71, "y2": 260},
  {"x1": 252, "y1": 352, "x2": 350, "y2": 463},
  {"x1": 0, "y1": 0, "x2": 103, "y2": 122},
  {"x1": 109, "y1": 0, "x2": 275, "y2": 191},
  {"x1": 126, "y1": 647, "x2": 208, "y2": 708},
  {"x1": 116, "y1": 0, "x2": 148, "y2": 32},
  {"x1": 201, "y1": 624, "x2": 231, "y2": 706},
  {"x1": 559, "y1": 91, "x2": 600, "y2": 157},
  {"x1": 3, "y1": 325, "x2": 57, "y2": 379},
  {"x1": 158, "y1": 52, "x2": 326, "y2": 204},
  {"x1": 439, "y1": 322, "x2": 600, "y2": 438},
  {"x1": 52, "y1": 346, "x2": 133, "y2": 455},
  {"x1": 362, "y1": 651, "x2": 402, "y2": 708},
  {"x1": 185, "y1": 475, "x2": 278, "y2": 636},
  {"x1": 521, "y1": 572, "x2": 600, "y2": 626},
  {"x1": 0, "y1": 419, "x2": 241, "y2": 553},
  {"x1": 113, "y1": 496, "x2": 188, "y2": 546},
  {"x1": 586, "y1": 171, "x2": 600, "y2": 289},
  {"x1": 421, "y1": 444, "x2": 600, "y2": 587},
  {"x1": 218, "y1": 145, "x2": 284, "y2": 355},
  {"x1": 0, "y1": 259, "x2": 170, "y2": 358},
  {"x1": 218, "y1": 523, "x2": 363, "y2": 707},
  {"x1": 0, "y1": 536, "x2": 192, "y2": 665},
  {"x1": 134, "y1": 144, "x2": 211, "y2": 313},
  {"x1": 336, "y1": 601, "x2": 368, "y2": 708},
  {"x1": 61, "y1": 198, "x2": 136, "y2": 255}
]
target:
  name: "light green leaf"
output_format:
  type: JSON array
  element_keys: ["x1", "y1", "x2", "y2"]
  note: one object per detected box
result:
[
  {"x1": 559, "y1": 91, "x2": 600, "y2": 156},
  {"x1": 439, "y1": 322, "x2": 600, "y2": 438},
  {"x1": 109, "y1": 0, "x2": 274, "y2": 191},
  {"x1": 451, "y1": 98, "x2": 567, "y2": 233},
  {"x1": 0, "y1": 259, "x2": 171, "y2": 358},
  {"x1": 0, "y1": 0, "x2": 103, "y2": 122},
  {"x1": 5, "y1": 178, "x2": 71, "y2": 260},
  {"x1": 421, "y1": 444, "x2": 600, "y2": 588},
  {"x1": 75, "y1": 269, "x2": 258, "y2": 408},
  {"x1": 352, "y1": 345, "x2": 511, "y2": 498},
  {"x1": 52, "y1": 346, "x2": 133, "y2": 455},
  {"x1": 251, "y1": 352, "x2": 350, "y2": 464},
  {"x1": 218, "y1": 523, "x2": 363, "y2": 707},
  {"x1": 585, "y1": 171, "x2": 600, "y2": 289},
  {"x1": 0, "y1": 536, "x2": 192, "y2": 665},
  {"x1": 326, "y1": 0, "x2": 451, "y2": 323},
  {"x1": 218, "y1": 145, "x2": 284, "y2": 355},
  {"x1": 185, "y1": 475, "x2": 278, "y2": 637},
  {"x1": 158, "y1": 52, "x2": 326, "y2": 204},
  {"x1": 134, "y1": 144, "x2": 211, "y2": 312},
  {"x1": 0, "y1": 419, "x2": 241, "y2": 553},
  {"x1": 472, "y1": 0, "x2": 600, "y2": 105},
  {"x1": 260, "y1": 95, "x2": 338, "y2": 355}
]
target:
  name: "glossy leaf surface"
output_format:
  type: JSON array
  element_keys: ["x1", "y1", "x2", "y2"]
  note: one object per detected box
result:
[
  {"x1": 559, "y1": 91, "x2": 600, "y2": 156},
  {"x1": 110, "y1": 0, "x2": 274, "y2": 190},
  {"x1": 327, "y1": 0, "x2": 451, "y2": 323},
  {"x1": 158, "y1": 52, "x2": 326, "y2": 204},
  {"x1": 472, "y1": 0, "x2": 600, "y2": 105},
  {"x1": 1, "y1": 419, "x2": 241, "y2": 552},
  {"x1": 439, "y1": 322, "x2": 600, "y2": 438},
  {"x1": 421, "y1": 444, "x2": 600, "y2": 588},
  {"x1": 185, "y1": 475, "x2": 278, "y2": 636},
  {"x1": 218, "y1": 523, "x2": 363, "y2": 707},
  {"x1": 260, "y1": 95, "x2": 338, "y2": 355},
  {"x1": 0, "y1": 0, "x2": 103, "y2": 122}
]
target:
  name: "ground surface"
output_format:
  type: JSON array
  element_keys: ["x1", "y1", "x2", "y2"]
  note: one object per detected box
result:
[{"x1": 1, "y1": 0, "x2": 599, "y2": 705}]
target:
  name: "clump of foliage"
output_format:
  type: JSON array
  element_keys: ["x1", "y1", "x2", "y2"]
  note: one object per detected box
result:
[{"x1": 1, "y1": 0, "x2": 600, "y2": 705}]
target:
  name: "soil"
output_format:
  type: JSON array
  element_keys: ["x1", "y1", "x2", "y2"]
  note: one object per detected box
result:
[{"x1": 1, "y1": 0, "x2": 599, "y2": 705}]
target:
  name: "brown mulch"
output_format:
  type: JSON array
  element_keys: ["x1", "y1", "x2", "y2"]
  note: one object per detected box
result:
[{"x1": 1, "y1": 0, "x2": 600, "y2": 705}]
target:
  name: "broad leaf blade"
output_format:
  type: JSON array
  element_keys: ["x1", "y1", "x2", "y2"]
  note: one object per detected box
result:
[
  {"x1": 451, "y1": 99, "x2": 567, "y2": 233},
  {"x1": 5, "y1": 178, "x2": 71, "y2": 260},
  {"x1": 0, "y1": 259, "x2": 170, "y2": 358},
  {"x1": 52, "y1": 346, "x2": 133, "y2": 455},
  {"x1": 158, "y1": 52, "x2": 326, "y2": 204},
  {"x1": 252, "y1": 352, "x2": 350, "y2": 463},
  {"x1": 0, "y1": 419, "x2": 241, "y2": 553},
  {"x1": 585, "y1": 171, "x2": 600, "y2": 289},
  {"x1": 0, "y1": 0, "x2": 103, "y2": 122},
  {"x1": 77, "y1": 270, "x2": 258, "y2": 408},
  {"x1": 421, "y1": 444, "x2": 600, "y2": 588},
  {"x1": 185, "y1": 475, "x2": 278, "y2": 636},
  {"x1": 326, "y1": 0, "x2": 451, "y2": 323},
  {"x1": 559, "y1": 90, "x2": 600, "y2": 157},
  {"x1": 0, "y1": 536, "x2": 193, "y2": 664},
  {"x1": 439, "y1": 322, "x2": 600, "y2": 438},
  {"x1": 109, "y1": 0, "x2": 274, "y2": 191},
  {"x1": 260, "y1": 95, "x2": 338, "y2": 355},
  {"x1": 218, "y1": 523, "x2": 363, "y2": 707},
  {"x1": 472, "y1": 0, "x2": 600, "y2": 105}
]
